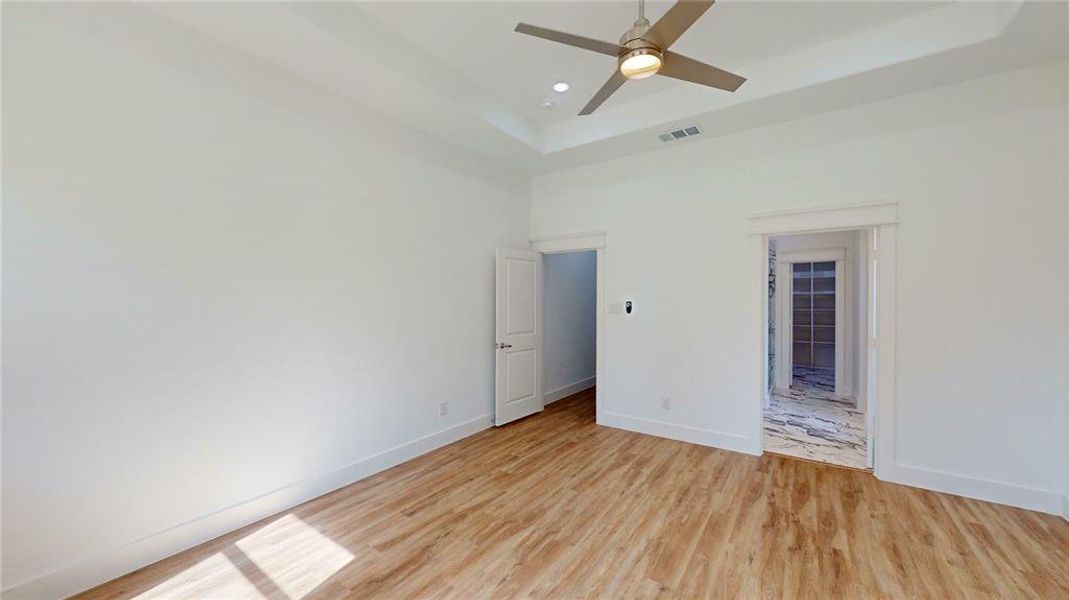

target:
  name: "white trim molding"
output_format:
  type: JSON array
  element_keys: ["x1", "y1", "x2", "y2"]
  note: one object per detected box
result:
[
  {"x1": 600, "y1": 411, "x2": 760, "y2": 456},
  {"x1": 544, "y1": 376, "x2": 596, "y2": 405},
  {"x1": 2, "y1": 414, "x2": 493, "y2": 600},
  {"x1": 871, "y1": 223, "x2": 897, "y2": 481},
  {"x1": 777, "y1": 247, "x2": 846, "y2": 264},
  {"x1": 882, "y1": 462, "x2": 1066, "y2": 517},
  {"x1": 750, "y1": 201, "x2": 897, "y2": 235},
  {"x1": 531, "y1": 231, "x2": 605, "y2": 254},
  {"x1": 530, "y1": 231, "x2": 606, "y2": 423}
]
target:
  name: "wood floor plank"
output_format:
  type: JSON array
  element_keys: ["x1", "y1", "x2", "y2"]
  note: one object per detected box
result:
[{"x1": 75, "y1": 388, "x2": 1069, "y2": 599}]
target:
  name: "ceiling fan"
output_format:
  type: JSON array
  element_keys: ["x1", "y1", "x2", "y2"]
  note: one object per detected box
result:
[{"x1": 514, "y1": 0, "x2": 745, "y2": 115}]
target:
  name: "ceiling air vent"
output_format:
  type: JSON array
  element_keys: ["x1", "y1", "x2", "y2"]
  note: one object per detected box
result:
[{"x1": 658, "y1": 125, "x2": 702, "y2": 142}]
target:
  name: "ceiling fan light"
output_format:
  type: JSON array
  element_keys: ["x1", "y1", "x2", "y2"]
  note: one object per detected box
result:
[{"x1": 619, "y1": 48, "x2": 662, "y2": 79}]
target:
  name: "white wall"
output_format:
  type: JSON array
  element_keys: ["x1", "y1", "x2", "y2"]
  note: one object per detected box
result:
[
  {"x1": 543, "y1": 251, "x2": 596, "y2": 401},
  {"x1": 531, "y1": 62, "x2": 1069, "y2": 515},
  {"x1": 1, "y1": 5, "x2": 528, "y2": 596}
]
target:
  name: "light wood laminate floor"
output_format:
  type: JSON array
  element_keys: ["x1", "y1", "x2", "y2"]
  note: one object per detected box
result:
[{"x1": 78, "y1": 389, "x2": 1069, "y2": 599}]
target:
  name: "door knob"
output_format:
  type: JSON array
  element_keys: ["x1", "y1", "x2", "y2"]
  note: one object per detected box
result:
[{"x1": 496, "y1": 343, "x2": 513, "y2": 349}]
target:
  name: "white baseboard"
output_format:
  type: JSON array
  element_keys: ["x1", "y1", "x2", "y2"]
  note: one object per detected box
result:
[
  {"x1": 544, "y1": 376, "x2": 596, "y2": 405},
  {"x1": 599, "y1": 412, "x2": 1063, "y2": 518},
  {"x1": 598, "y1": 411, "x2": 759, "y2": 456},
  {"x1": 880, "y1": 462, "x2": 1065, "y2": 517},
  {"x1": 2, "y1": 414, "x2": 494, "y2": 600}
]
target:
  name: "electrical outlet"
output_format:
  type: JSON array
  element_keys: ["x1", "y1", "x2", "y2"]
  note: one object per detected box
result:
[
  {"x1": 660, "y1": 396, "x2": 671, "y2": 410},
  {"x1": 439, "y1": 401, "x2": 448, "y2": 416}
]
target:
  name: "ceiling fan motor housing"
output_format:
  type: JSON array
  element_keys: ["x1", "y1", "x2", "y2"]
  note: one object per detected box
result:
[{"x1": 619, "y1": 17, "x2": 660, "y2": 52}]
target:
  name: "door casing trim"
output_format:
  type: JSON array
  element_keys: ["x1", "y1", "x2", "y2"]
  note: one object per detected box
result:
[
  {"x1": 531, "y1": 233, "x2": 605, "y2": 423},
  {"x1": 750, "y1": 202, "x2": 896, "y2": 478}
]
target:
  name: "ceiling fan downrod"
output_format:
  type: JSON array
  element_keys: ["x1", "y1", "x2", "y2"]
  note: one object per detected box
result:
[{"x1": 626, "y1": 0, "x2": 652, "y2": 41}]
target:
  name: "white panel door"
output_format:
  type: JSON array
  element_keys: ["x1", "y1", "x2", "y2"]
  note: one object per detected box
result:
[{"x1": 495, "y1": 247, "x2": 543, "y2": 426}]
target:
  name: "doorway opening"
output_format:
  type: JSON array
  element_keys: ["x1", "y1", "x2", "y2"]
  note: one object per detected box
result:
[
  {"x1": 494, "y1": 234, "x2": 605, "y2": 427},
  {"x1": 764, "y1": 229, "x2": 874, "y2": 469},
  {"x1": 542, "y1": 250, "x2": 597, "y2": 414}
]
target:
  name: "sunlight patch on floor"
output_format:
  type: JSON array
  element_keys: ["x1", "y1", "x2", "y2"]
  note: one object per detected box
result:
[
  {"x1": 133, "y1": 552, "x2": 263, "y2": 599},
  {"x1": 132, "y1": 514, "x2": 353, "y2": 600},
  {"x1": 235, "y1": 513, "x2": 354, "y2": 599}
]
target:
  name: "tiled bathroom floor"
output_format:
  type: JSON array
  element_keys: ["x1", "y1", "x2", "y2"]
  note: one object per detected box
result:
[
  {"x1": 790, "y1": 366, "x2": 836, "y2": 392},
  {"x1": 763, "y1": 368, "x2": 868, "y2": 469}
]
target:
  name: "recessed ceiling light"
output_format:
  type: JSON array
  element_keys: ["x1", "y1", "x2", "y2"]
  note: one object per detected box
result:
[
  {"x1": 540, "y1": 99, "x2": 555, "y2": 109},
  {"x1": 551, "y1": 81, "x2": 570, "y2": 93}
]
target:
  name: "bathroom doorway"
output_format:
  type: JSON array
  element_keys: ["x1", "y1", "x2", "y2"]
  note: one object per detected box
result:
[{"x1": 764, "y1": 230, "x2": 870, "y2": 469}]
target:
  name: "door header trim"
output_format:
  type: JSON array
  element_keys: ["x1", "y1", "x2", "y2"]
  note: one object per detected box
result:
[
  {"x1": 530, "y1": 231, "x2": 606, "y2": 253},
  {"x1": 749, "y1": 202, "x2": 897, "y2": 235}
]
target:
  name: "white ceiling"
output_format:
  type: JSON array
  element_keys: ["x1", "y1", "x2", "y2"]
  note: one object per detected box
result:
[
  {"x1": 148, "y1": 1, "x2": 1067, "y2": 175},
  {"x1": 361, "y1": 1, "x2": 947, "y2": 127}
]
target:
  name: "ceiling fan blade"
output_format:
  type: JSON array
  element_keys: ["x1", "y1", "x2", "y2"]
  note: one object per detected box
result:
[
  {"x1": 579, "y1": 70, "x2": 627, "y2": 115},
  {"x1": 659, "y1": 51, "x2": 745, "y2": 92},
  {"x1": 646, "y1": 0, "x2": 715, "y2": 50},
  {"x1": 514, "y1": 23, "x2": 622, "y2": 57}
]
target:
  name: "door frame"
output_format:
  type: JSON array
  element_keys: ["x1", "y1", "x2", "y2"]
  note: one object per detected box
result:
[
  {"x1": 749, "y1": 202, "x2": 897, "y2": 477},
  {"x1": 530, "y1": 231, "x2": 605, "y2": 422},
  {"x1": 774, "y1": 247, "x2": 849, "y2": 396}
]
